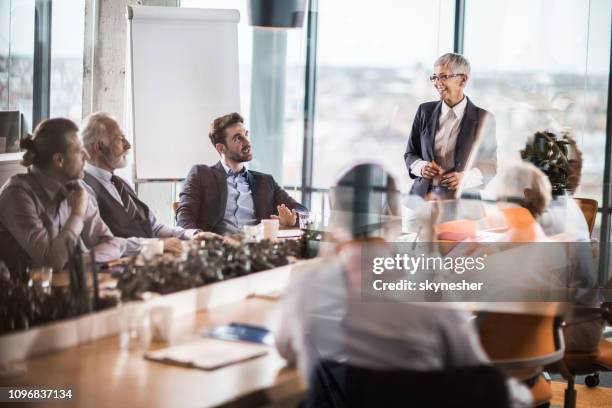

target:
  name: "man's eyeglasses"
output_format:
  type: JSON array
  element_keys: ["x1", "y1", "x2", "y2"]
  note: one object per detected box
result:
[{"x1": 429, "y1": 73, "x2": 465, "y2": 83}]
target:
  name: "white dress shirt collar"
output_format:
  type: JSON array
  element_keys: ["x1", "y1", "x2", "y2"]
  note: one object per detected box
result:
[
  {"x1": 441, "y1": 96, "x2": 468, "y2": 120},
  {"x1": 220, "y1": 160, "x2": 248, "y2": 176},
  {"x1": 85, "y1": 163, "x2": 113, "y2": 182}
]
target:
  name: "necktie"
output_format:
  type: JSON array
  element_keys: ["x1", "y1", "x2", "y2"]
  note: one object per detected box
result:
[
  {"x1": 110, "y1": 175, "x2": 143, "y2": 220},
  {"x1": 432, "y1": 109, "x2": 458, "y2": 187},
  {"x1": 440, "y1": 109, "x2": 458, "y2": 169}
]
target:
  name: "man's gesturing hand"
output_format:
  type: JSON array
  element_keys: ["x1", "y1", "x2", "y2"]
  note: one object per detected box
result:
[{"x1": 271, "y1": 204, "x2": 297, "y2": 227}]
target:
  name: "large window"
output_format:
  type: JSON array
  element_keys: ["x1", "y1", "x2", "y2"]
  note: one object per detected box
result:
[
  {"x1": 464, "y1": 0, "x2": 611, "y2": 207},
  {"x1": 312, "y1": 0, "x2": 455, "y2": 193},
  {"x1": 181, "y1": 0, "x2": 306, "y2": 188},
  {"x1": 0, "y1": 0, "x2": 85, "y2": 137},
  {"x1": 137, "y1": 1, "x2": 309, "y2": 227},
  {"x1": 0, "y1": 0, "x2": 35, "y2": 147},
  {"x1": 50, "y1": 0, "x2": 85, "y2": 123}
]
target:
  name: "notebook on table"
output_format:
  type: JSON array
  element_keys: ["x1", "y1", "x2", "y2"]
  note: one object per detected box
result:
[{"x1": 145, "y1": 337, "x2": 269, "y2": 370}]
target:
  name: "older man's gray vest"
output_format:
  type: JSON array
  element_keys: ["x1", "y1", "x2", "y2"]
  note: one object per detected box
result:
[{"x1": 83, "y1": 172, "x2": 153, "y2": 239}]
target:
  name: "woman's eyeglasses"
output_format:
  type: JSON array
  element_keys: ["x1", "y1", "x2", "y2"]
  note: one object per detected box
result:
[{"x1": 429, "y1": 73, "x2": 465, "y2": 83}]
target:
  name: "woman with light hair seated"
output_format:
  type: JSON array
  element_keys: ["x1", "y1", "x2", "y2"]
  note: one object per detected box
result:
[{"x1": 493, "y1": 161, "x2": 552, "y2": 242}]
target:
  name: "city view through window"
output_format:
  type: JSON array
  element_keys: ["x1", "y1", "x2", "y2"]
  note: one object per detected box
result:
[{"x1": 1, "y1": 0, "x2": 609, "y2": 231}]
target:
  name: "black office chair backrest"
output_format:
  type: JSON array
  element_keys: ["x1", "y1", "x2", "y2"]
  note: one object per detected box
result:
[{"x1": 305, "y1": 361, "x2": 511, "y2": 408}]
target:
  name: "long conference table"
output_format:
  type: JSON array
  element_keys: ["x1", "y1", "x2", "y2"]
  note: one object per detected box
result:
[
  {"x1": 1, "y1": 228, "x2": 591, "y2": 408},
  {"x1": 1, "y1": 296, "x2": 304, "y2": 408}
]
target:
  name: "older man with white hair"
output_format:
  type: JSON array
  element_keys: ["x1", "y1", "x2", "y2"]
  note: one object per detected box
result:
[
  {"x1": 404, "y1": 53, "x2": 497, "y2": 199},
  {"x1": 81, "y1": 112, "x2": 211, "y2": 256}
]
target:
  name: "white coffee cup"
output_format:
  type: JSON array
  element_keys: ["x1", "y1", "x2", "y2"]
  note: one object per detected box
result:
[{"x1": 261, "y1": 219, "x2": 280, "y2": 240}]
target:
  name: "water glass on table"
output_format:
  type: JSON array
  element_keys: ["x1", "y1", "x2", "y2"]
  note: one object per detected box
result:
[
  {"x1": 27, "y1": 266, "x2": 53, "y2": 293},
  {"x1": 298, "y1": 212, "x2": 313, "y2": 230},
  {"x1": 118, "y1": 300, "x2": 151, "y2": 350},
  {"x1": 243, "y1": 224, "x2": 263, "y2": 243}
]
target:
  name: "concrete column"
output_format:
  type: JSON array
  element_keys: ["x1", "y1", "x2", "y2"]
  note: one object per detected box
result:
[
  {"x1": 82, "y1": 0, "x2": 178, "y2": 124},
  {"x1": 81, "y1": 0, "x2": 177, "y2": 185}
]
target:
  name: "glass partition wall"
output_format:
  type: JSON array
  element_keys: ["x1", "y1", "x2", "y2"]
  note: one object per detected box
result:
[
  {"x1": 142, "y1": 0, "x2": 611, "y2": 284},
  {"x1": 464, "y1": 0, "x2": 611, "y2": 284},
  {"x1": 312, "y1": 0, "x2": 455, "y2": 194},
  {"x1": 138, "y1": 0, "x2": 308, "y2": 227},
  {"x1": 2, "y1": 1, "x2": 609, "y2": 285},
  {"x1": 464, "y1": 0, "x2": 610, "y2": 206}
]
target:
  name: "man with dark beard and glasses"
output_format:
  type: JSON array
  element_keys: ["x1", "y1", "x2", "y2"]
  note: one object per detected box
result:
[
  {"x1": 176, "y1": 112, "x2": 306, "y2": 234},
  {"x1": 81, "y1": 113, "x2": 214, "y2": 256}
]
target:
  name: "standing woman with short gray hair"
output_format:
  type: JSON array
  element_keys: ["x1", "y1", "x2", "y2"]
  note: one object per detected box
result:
[{"x1": 404, "y1": 53, "x2": 497, "y2": 200}]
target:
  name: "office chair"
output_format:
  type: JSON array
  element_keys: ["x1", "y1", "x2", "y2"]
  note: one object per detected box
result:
[
  {"x1": 546, "y1": 197, "x2": 612, "y2": 407},
  {"x1": 306, "y1": 360, "x2": 512, "y2": 408},
  {"x1": 573, "y1": 198, "x2": 597, "y2": 235},
  {"x1": 476, "y1": 312, "x2": 565, "y2": 408},
  {"x1": 547, "y1": 302, "x2": 612, "y2": 408}
]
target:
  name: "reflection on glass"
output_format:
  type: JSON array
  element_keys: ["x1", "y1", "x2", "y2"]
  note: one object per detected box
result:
[
  {"x1": 312, "y1": 0, "x2": 455, "y2": 197},
  {"x1": 464, "y1": 0, "x2": 611, "y2": 204},
  {"x1": 182, "y1": 0, "x2": 304, "y2": 187}
]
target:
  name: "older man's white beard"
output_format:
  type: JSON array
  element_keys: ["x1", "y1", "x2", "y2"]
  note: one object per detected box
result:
[{"x1": 103, "y1": 152, "x2": 128, "y2": 170}]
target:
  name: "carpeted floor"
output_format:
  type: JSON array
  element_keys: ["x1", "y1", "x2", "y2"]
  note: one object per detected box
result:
[
  {"x1": 550, "y1": 380, "x2": 612, "y2": 408},
  {"x1": 550, "y1": 372, "x2": 612, "y2": 387},
  {"x1": 548, "y1": 332, "x2": 612, "y2": 407}
]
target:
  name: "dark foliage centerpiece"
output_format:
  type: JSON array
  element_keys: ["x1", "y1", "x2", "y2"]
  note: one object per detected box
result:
[
  {"x1": 0, "y1": 231, "x2": 319, "y2": 335},
  {"x1": 116, "y1": 232, "x2": 317, "y2": 301}
]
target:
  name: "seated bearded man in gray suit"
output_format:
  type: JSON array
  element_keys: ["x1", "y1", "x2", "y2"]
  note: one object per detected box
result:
[
  {"x1": 404, "y1": 53, "x2": 497, "y2": 200},
  {"x1": 176, "y1": 112, "x2": 307, "y2": 234},
  {"x1": 81, "y1": 113, "x2": 214, "y2": 257}
]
